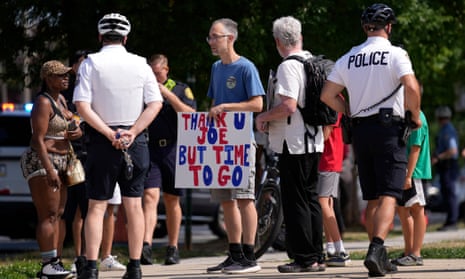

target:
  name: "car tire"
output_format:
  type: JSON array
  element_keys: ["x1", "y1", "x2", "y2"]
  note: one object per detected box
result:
[{"x1": 209, "y1": 205, "x2": 226, "y2": 238}]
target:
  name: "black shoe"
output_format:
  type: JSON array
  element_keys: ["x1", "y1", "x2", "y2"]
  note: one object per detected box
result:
[
  {"x1": 122, "y1": 266, "x2": 142, "y2": 279},
  {"x1": 438, "y1": 223, "x2": 458, "y2": 231},
  {"x1": 222, "y1": 256, "x2": 261, "y2": 274},
  {"x1": 277, "y1": 262, "x2": 320, "y2": 273},
  {"x1": 364, "y1": 243, "x2": 386, "y2": 277},
  {"x1": 78, "y1": 267, "x2": 98, "y2": 279},
  {"x1": 140, "y1": 243, "x2": 153, "y2": 265},
  {"x1": 206, "y1": 253, "x2": 235, "y2": 273},
  {"x1": 75, "y1": 256, "x2": 87, "y2": 277},
  {"x1": 164, "y1": 245, "x2": 180, "y2": 265}
]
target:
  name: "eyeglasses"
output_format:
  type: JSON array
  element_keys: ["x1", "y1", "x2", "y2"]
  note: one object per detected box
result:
[
  {"x1": 206, "y1": 34, "x2": 230, "y2": 43},
  {"x1": 54, "y1": 73, "x2": 69, "y2": 79}
]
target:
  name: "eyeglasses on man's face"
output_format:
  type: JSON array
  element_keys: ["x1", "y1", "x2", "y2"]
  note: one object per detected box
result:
[{"x1": 206, "y1": 34, "x2": 230, "y2": 43}]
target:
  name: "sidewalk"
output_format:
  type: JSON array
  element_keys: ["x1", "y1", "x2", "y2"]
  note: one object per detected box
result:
[{"x1": 98, "y1": 228, "x2": 465, "y2": 278}]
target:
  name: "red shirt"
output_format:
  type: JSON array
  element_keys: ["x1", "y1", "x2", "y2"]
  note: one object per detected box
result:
[{"x1": 318, "y1": 113, "x2": 344, "y2": 172}]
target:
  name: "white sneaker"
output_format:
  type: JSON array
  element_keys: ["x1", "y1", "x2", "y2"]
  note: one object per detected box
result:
[
  {"x1": 40, "y1": 259, "x2": 73, "y2": 279},
  {"x1": 70, "y1": 262, "x2": 77, "y2": 274},
  {"x1": 99, "y1": 255, "x2": 126, "y2": 271}
]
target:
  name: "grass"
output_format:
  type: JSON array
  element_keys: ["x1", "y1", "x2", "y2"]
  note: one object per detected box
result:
[{"x1": 1, "y1": 223, "x2": 463, "y2": 278}]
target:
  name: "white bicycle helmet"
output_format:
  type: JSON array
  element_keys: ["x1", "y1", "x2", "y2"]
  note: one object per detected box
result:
[{"x1": 98, "y1": 13, "x2": 131, "y2": 36}]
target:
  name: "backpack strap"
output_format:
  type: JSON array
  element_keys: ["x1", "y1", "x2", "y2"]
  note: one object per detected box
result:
[{"x1": 284, "y1": 55, "x2": 318, "y2": 153}]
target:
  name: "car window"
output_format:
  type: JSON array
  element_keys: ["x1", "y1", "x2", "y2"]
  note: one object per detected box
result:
[{"x1": 0, "y1": 114, "x2": 31, "y2": 147}]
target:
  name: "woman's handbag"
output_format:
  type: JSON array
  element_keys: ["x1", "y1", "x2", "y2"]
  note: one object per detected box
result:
[{"x1": 66, "y1": 143, "x2": 85, "y2": 186}]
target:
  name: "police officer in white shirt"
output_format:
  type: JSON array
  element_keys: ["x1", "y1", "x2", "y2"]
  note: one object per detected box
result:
[
  {"x1": 74, "y1": 13, "x2": 163, "y2": 279},
  {"x1": 321, "y1": 3, "x2": 421, "y2": 277}
]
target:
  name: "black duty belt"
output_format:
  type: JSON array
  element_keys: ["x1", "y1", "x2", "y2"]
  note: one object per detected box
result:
[
  {"x1": 352, "y1": 114, "x2": 402, "y2": 126},
  {"x1": 155, "y1": 138, "x2": 173, "y2": 147}
]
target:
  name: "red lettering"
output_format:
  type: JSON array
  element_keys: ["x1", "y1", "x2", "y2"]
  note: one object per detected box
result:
[
  {"x1": 188, "y1": 165, "x2": 201, "y2": 186},
  {"x1": 218, "y1": 165, "x2": 230, "y2": 186},
  {"x1": 181, "y1": 113, "x2": 190, "y2": 130},
  {"x1": 218, "y1": 128, "x2": 228, "y2": 144},
  {"x1": 216, "y1": 112, "x2": 227, "y2": 127},
  {"x1": 197, "y1": 126, "x2": 208, "y2": 144},
  {"x1": 234, "y1": 145, "x2": 244, "y2": 165},
  {"x1": 212, "y1": 145, "x2": 224, "y2": 164}
]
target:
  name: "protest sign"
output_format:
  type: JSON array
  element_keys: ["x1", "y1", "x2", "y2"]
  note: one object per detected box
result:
[{"x1": 175, "y1": 111, "x2": 252, "y2": 189}]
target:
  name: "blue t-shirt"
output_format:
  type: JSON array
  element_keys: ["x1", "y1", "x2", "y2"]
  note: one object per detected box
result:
[
  {"x1": 207, "y1": 56, "x2": 265, "y2": 105},
  {"x1": 207, "y1": 56, "x2": 265, "y2": 138},
  {"x1": 435, "y1": 121, "x2": 459, "y2": 159}
]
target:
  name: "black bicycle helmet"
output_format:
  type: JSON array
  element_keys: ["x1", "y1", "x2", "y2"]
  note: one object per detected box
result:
[
  {"x1": 98, "y1": 13, "x2": 131, "y2": 36},
  {"x1": 361, "y1": 3, "x2": 396, "y2": 27}
]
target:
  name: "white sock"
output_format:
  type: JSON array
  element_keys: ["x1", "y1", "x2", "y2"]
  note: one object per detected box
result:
[
  {"x1": 326, "y1": 242, "x2": 335, "y2": 255},
  {"x1": 335, "y1": 240, "x2": 346, "y2": 253}
]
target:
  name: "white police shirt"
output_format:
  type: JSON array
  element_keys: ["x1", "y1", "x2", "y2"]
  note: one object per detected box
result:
[
  {"x1": 267, "y1": 50, "x2": 324, "y2": 155},
  {"x1": 73, "y1": 45, "x2": 162, "y2": 126},
  {"x1": 328, "y1": 36, "x2": 414, "y2": 118}
]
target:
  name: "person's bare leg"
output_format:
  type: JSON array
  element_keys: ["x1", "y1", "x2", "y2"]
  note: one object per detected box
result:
[
  {"x1": 142, "y1": 188, "x2": 160, "y2": 246},
  {"x1": 123, "y1": 197, "x2": 144, "y2": 259},
  {"x1": 164, "y1": 193, "x2": 181, "y2": 247},
  {"x1": 237, "y1": 199, "x2": 257, "y2": 245},
  {"x1": 72, "y1": 208, "x2": 84, "y2": 257},
  {"x1": 365, "y1": 199, "x2": 378, "y2": 241},
  {"x1": 410, "y1": 205, "x2": 426, "y2": 257},
  {"x1": 100, "y1": 204, "x2": 116, "y2": 259},
  {"x1": 397, "y1": 206, "x2": 413, "y2": 255},
  {"x1": 372, "y1": 196, "x2": 397, "y2": 240},
  {"x1": 222, "y1": 200, "x2": 241, "y2": 243},
  {"x1": 319, "y1": 196, "x2": 341, "y2": 243},
  {"x1": 84, "y1": 199, "x2": 107, "y2": 261}
]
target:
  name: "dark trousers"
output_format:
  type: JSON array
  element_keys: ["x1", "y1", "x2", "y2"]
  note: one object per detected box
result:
[
  {"x1": 438, "y1": 159, "x2": 459, "y2": 225},
  {"x1": 278, "y1": 144, "x2": 323, "y2": 266}
]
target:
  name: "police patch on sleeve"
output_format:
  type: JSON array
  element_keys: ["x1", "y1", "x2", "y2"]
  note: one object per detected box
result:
[{"x1": 184, "y1": 87, "x2": 194, "y2": 100}]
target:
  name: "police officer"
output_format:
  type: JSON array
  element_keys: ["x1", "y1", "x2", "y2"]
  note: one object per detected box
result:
[
  {"x1": 141, "y1": 54, "x2": 196, "y2": 265},
  {"x1": 321, "y1": 3, "x2": 421, "y2": 277},
  {"x1": 74, "y1": 13, "x2": 163, "y2": 279}
]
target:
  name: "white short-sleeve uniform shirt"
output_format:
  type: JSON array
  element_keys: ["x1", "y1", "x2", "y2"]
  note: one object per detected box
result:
[
  {"x1": 73, "y1": 45, "x2": 162, "y2": 126},
  {"x1": 267, "y1": 50, "x2": 324, "y2": 155},
  {"x1": 328, "y1": 36, "x2": 414, "y2": 118}
]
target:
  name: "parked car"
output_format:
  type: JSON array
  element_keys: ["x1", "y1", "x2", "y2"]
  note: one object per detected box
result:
[
  {"x1": 0, "y1": 104, "x2": 35, "y2": 238},
  {"x1": 0, "y1": 103, "x2": 225, "y2": 239},
  {"x1": 155, "y1": 190, "x2": 225, "y2": 238}
]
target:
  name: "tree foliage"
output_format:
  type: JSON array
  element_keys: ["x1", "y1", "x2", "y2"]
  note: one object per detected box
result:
[{"x1": 1, "y1": 0, "x2": 465, "y2": 113}]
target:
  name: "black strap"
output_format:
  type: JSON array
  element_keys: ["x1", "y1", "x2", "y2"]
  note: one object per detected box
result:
[
  {"x1": 351, "y1": 83, "x2": 402, "y2": 117},
  {"x1": 40, "y1": 92, "x2": 65, "y2": 119}
]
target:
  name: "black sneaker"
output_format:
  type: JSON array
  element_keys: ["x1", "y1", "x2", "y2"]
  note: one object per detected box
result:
[
  {"x1": 164, "y1": 245, "x2": 180, "y2": 265},
  {"x1": 140, "y1": 243, "x2": 153, "y2": 265},
  {"x1": 75, "y1": 256, "x2": 87, "y2": 277},
  {"x1": 222, "y1": 256, "x2": 261, "y2": 274},
  {"x1": 122, "y1": 265, "x2": 142, "y2": 279},
  {"x1": 277, "y1": 262, "x2": 320, "y2": 273},
  {"x1": 78, "y1": 266, "x2": 98, "y2": 279},
  {"x1": 206, "y1": 253, "x2": 235, "y2": 273},
  {"x1": 364, "y1": 243, "x2": 386, "y2": 277}
]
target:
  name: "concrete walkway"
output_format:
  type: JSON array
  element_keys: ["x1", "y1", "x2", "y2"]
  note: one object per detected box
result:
[{"x1": 97, "y1": 228, "x2": 465, "y2": 278}]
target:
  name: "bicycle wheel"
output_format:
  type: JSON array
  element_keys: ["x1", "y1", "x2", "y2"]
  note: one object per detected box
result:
[{"x1": 254, "y1": 181, "x2": 284, "y2": 259}]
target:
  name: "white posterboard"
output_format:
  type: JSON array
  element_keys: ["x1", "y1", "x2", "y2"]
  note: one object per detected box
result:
[{"x1": 175, "y1": 111, "x2": 252, "y2": 189}]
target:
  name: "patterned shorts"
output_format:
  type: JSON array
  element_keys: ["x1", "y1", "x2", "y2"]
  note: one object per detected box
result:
[{"x1": 20, "y1": 148, "x2": 69, "y2": 181}]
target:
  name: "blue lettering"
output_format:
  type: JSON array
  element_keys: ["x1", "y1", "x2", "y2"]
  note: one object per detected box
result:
[
  {"x1": 207, "y1": 126, "x2": 218, "y2": 144},
  {"x1": 178, "y1": 145, "x2": 186, "y2": 165},
  {"x1": 231, "y1": 166, "x2": 243, "y2": 187},
  {"x1": 203, "y1": 165, "x2": 213, "y2": 186},
  {"x1": 224, "y1": 145, "x2": 234, "y2": 165},
  {"x1": 234, "y1": 112, "x2": 246, "y2": 129}
]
